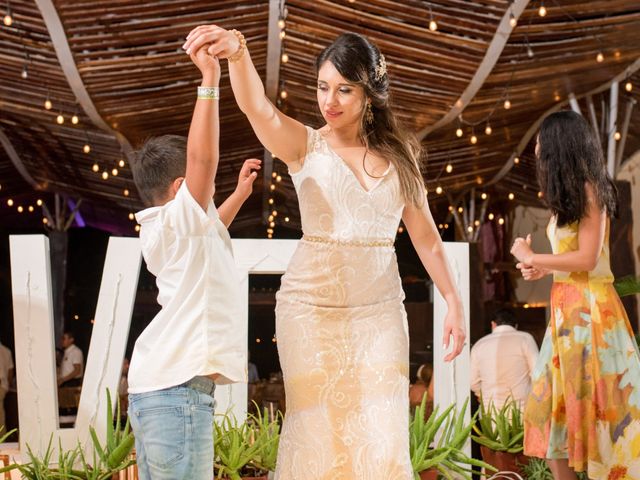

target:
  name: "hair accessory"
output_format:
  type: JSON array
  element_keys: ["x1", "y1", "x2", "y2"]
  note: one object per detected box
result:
[
  {"x1": 197, "y1": 86, "x2": 220, "y2": 100},
  {"x1": 374, "y1": 54, "x2": 387, "y2": 81},
  {"x1": 228, "y1": 29, "x2": 247, "y2": 63}
]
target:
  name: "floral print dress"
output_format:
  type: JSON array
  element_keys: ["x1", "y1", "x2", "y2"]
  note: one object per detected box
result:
[{"x1": 524, "y1": 217, "x2": 640, "y2": 478}]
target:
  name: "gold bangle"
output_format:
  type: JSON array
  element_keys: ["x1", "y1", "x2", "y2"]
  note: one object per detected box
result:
[{"x1": 228, "y1": 29, "x2": 246, "y2": 63}]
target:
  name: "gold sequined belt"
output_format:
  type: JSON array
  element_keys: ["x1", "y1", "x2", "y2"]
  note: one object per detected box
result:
[{"x1": 302, "y1": 235, "x2": 394, "y2": 247}]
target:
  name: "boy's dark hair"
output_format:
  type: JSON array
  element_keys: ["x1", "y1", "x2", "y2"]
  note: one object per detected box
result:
[
  {"x1": 63, "y1": 331, "x2": 75, "y2": 341},
  {"x1": 131, "y1": 135, "x2": 187, "y2": 206},
  {"x1": 492, "y1": 308, "x2": 518, "y2": 327}
]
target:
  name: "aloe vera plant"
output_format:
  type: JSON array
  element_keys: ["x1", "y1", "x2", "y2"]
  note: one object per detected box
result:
[
  {"x1": 410, "y1": 395, "x2": 495, "y2": 480},
  {"x1": 471, "y1": 398, "x2": 524, "y2": 453},
  {"x1": 247, "y1": 406, "x2": 281, "y2": 473},
  {"x1": 214, "y1": 413, "x2": 268, "y2": 480}
]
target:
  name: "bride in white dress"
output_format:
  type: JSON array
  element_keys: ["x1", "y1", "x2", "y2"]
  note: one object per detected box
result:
[{"x1": 183, "y1": 29, "x2": 466, "y2": 480}]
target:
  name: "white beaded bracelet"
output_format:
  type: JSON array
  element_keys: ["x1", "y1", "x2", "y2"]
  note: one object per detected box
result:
[{"x1": 197, "y1": 86, "x2": 220, "y2": 100}]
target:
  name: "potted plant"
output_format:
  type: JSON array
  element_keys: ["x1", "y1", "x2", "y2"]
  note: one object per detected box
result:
[
  {"x1": 214, "y1": 412, "x2": 272, "y2": 480},
  {"x1": 471, "y1": 398, "x2": 528, "y2": 474},
  {"x1": 410, "y1": 395, "x2": 495, "y2": 480},
  {"x1": 247, "y1": 406, "x2": 280, "y2": 476}
]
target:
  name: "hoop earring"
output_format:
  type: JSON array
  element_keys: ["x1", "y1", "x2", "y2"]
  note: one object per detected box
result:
[{"x1": 365, "y1": 102, "x2": 374, "y2": 125}]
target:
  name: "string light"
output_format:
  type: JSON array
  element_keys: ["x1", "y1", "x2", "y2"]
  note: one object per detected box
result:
[
  {"x1": 457, "y1": 207, "x2": 463, "y2": 213},
  {"x1": 276, "y1": 175, "x2": 282, "y2": 182},
  {"x1": 43, "y1": 217, "x2": 48, "y2": 225},
  {"x1": 36, "y1": 199, "x2": 42, "y2": 206},
  {"x1": 281, "y1": 53, "x2": 289, "y2": 63},
  {"x1": 614, "y1": 131, "x2": 621, "y2": 141},
  {"x1": 128, "y1": 213, "x2": 134, "y2": 220},
  {"x1": 119, "y1": 159, "x2": 125, "y2": 168},
  {"x1": 28, "y1": 205, "x2": 34, "y2": 212},
  {"x1": 123, "y1": 188, "x2": 130, "y2": 196},
  {"x1": 470, "y1": 133, "x2": 478, "y2": 145},
  {"x1": 268, "y1": 198, "x2": 274, "y2": 205},
  {"x1": 269, "y1": 221, "x2": 275, "y2": 228},
  {"x1": 277, "y1": 18, "x2": 285, "y2": 29},
  {"x1": 538, "y1": 191, "x2": 543, "y2": 198},
  {"x1": 445, "y1": 164, "x2": 453, "y2": 173},
  {"x1": 498, "y1": 218, "x2": 505, "y2": 225},
  {"x1": 17, "y1": 206, "x2": 23, "y2": 213},
  {"x1": 514, "y1": 156, "x2": 520, "y2": 164},
  {"x1": 481, "y1": 193, "x2": 488, "y2": 200},
  {"x1": 435, "y1": 186, "x2": 443, "y2": 195},
  {"x1": 509, "y1": 11, "x2": 517, "y2": 28},
  {"x1": 596, "y1": 52, "x2": 604, "y2": 63},
  {"x1": 398, "y1": 226, "x2": 404, "y2": 234},
  {"x1": 56, "y1": 113, "x2": 64, "y2": 124},
  {"x1": 467, "y1": 226, "x2": 473, "y2": 233},
  {"x1": 279, "y1": 30, "x2": 286, "y2": 40},
  {"x1": 428, "y1": 7, "x2": 438, "y2": 32},
  {"x1": 272, "y1": 210, "x2": 278, "y2": 217},
  {"x1": 504, "y1": 98, "x2": 512, "y2": 110},
  {"x1": 111, "y1": 168, "x2": 119, "y2": 176},
  {"x1": 44, "y1": 96, "x2": 52, "y2": 110},
  {"x1": 270, "y1": 184, "x2": 276, "y2": 191},
  {"x1": 7, "y1": 199, "x2": 13, "y2": 207},
  {"x1": 474, "y1": 220, "x2": 480, "y2": 227},
  {"x1": 285, "y1": 217, "x2": 290, "y2": 222},
  {"x1": 280, "y1": 90, "x2": 288, "y2": 99},
  {"x1": 484, "y1": 123, "x2": 492, "y2": 135},
  {"x1": 456, "y1": 127, "x2": 463, "y2": 137},
  {"x1": 488, "y1": 213, "x2": 495, "y2": 220},
  {"x1": 626, "y1": 81, "x2": 633, "y2": 92},
  {"x1": 102, "y1": 171, "x2": 109, "y2": 180},
  {"x1": 3, "y1": 6, "x2": 12, "y2": 26},
  {"x1": 21, "y1": 63, "x2": 28, "y2": 80},
  {"x1": 538, "y1": 2, "x2": 547, "y2": 17},
  {"x1": 508, "y1": 193, "x2": 515, "y2": 200},
  {"x1": 135, "y1": 225, "x2": 140, "y2": 232},
  {"x1": 268, "y1": 215, "x2": 274, "y2": 222},
  {"x1": 267, "y1": 228, "x2": 274, "y2": 234},
  {"x1": 92, "y1": 163, "x2": 99, "y2": 172},
  {"x1": 83, "y1": 144, "x2": 91, "y2": 154}
]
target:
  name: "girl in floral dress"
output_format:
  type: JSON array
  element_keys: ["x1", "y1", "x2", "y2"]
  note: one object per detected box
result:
[{"x1": 512, "y1": 110, "x2": 640, "y2": 480}]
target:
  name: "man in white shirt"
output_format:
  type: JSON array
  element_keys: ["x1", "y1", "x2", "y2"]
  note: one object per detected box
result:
[
  {"x1": 470, "y1": 308, "x2": 539, "y2": 409},
  {"x1": 57, "y1": 331, "x2": 84, "y2": 387},
  {"x1": 0, "y1": 341, "x2": 13, "y2": 428},
  {"x1": 127, "y1": 46, "x2": 258, "y2": 480}
]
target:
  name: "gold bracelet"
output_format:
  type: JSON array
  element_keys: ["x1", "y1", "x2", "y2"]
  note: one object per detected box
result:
[{"x1": 228, "y1": 29, "x2": 246, "y2": 63}]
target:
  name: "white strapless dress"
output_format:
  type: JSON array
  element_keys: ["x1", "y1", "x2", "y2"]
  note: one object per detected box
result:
[{"x1": 274, "y1": 127, "x2": 413, "y2": 480}]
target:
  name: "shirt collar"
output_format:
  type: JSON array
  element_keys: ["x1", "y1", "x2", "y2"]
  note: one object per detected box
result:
[{"x1": 493, "y1": 325, "x2": 517, "y2": 333}]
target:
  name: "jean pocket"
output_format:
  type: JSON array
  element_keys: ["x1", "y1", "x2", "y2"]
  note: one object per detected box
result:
[{"x1": 136, "y1": 406, "x2": 186, "y2": 470}]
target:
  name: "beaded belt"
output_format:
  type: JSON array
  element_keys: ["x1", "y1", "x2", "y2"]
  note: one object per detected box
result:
[{"x1": 302, "y1": 235, "x2": 394, "y2": 247}]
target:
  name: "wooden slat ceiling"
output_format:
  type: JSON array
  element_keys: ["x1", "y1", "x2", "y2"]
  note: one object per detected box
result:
[{"x1": 1, "y1": 0, "x2": 639, "y2": 235}]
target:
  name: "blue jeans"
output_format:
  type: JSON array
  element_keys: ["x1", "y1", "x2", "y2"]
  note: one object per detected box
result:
[{"x1": 128, "y1": 377, "x2": 216, "y2": 480}]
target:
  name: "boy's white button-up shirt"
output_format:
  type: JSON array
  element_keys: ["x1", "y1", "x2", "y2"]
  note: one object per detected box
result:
[{"x1": 128, "y1": 183, "x2": 246, "y2": 394}]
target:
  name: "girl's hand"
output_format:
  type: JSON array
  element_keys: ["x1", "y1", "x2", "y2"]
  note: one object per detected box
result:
[
  {"x1": 190, "y1": 46, "x2": 220, "y2": 85},
  {"x1": 183, "y1": 25, "x2": 241, "y2": 60},
  {"x1": 235, "y1": 158, "x2": 261, "y2": 199},
  {"x1": 442, "y1": 305, "x2": 466, "y2": 362},
  {"x1": 511, "y1": 234, "x2": 534, "y2": 264}
]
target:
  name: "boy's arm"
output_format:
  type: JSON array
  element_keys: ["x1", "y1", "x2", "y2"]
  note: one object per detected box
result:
[
  {"x1": 185, "y1": 46, "x2": 221, "y2": 210},
  {"x1": 217, "y1": 158, "x2": 261, "y2": 227}
]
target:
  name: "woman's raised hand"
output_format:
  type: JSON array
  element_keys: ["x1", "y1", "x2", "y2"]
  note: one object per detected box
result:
[{"x1": 183, "y1": 25, "x2": 240, "y2": 59}]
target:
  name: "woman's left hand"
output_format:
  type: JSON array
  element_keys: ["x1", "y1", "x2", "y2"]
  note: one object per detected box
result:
[
  {"x1": 235, "y1": 158, "x2": 261, "y2": 199},
  {"x1": 511, "y1": 234, "x2": 534, "y2": 264},
  {"x1": 442, "y1": 306, "x2": 466, "y2": 362}
]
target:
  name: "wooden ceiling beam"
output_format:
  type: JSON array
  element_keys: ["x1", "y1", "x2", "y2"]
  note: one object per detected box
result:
[
  {"x1": 34, "y1": 0, "x2": 135, "y2": 161},
  {"x1": 418, "y1": 0, "x2": 531, "y2": 139}
]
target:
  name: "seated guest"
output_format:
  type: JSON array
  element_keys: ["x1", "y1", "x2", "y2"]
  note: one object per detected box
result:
[
  {"x1": 57, "y1": 331, "x2": 84, "y2": 387},
  {"x1": 409, "y1": 363, "x2": 434, "y2": 419}
]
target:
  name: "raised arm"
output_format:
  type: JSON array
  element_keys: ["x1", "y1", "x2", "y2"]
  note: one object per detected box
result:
[
  {"x1": 511, "y1": 184, "x2": 606, "y2": 272},
  {"x1": 183, "y1": 26, "x2": 307, "y2": 169},
  {"x1": 403, "y1": 200, "x2": 466, "y2": 362},
  {"x1": 185, "y1": 46, "x2": 221, "y2": 210}
]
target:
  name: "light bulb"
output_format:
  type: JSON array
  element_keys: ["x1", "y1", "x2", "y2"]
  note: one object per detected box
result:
[
  {"x1": 435, "y1": 186, "x2": 443, "y2": 195},
  {"x1": 277, "y1": 18, "x2": 285, "y2": 29},
  {"x1": 488, "y1": 213, "x2": 495, "y2": 220},
  {"x1": 56, "y1": 114, "x2": 64, "y2": 124},
  {"x1": 625, "y1": 81, "x2": 633, "y2": 92},
  {"x1": 481, "y1": 193, "x2": 488, "y2": 200},
  {"x1": 445, "y1": 164, "x2": 453, "y2": 173},
  {"x1": 467, "y1": 226, "x2": 473, "y2": 233},
  {"x1": 470, "y1": 134, "x2": 478, "y2": 145},
  {"x1": 111, "y1": 168, "x2": 118, "y2": 176},
  {"x1": 285, "y1": 217, "x2": 290, "y2": 222},
  {"x1": 398, "y1": 226, "x2": 404, "y2": 233},
  {"x1": 7, "y1": 199, "x2": 13, "y2": 207},
  {"x1": 17, "y1": 206, "x2": 23, "y2": 213},
  {"x1": 429, "y1": 20, "x2": 438, "y2": 32},
  {"x1": 71, "y1": 115, "x2": 79, "y2": 125},
  {"x1": 102, "y1": 171, "x2": 109, "y2": 180},
  {"x1": 270, "y1": 184, "x2": 276, "y2": 191},
  {"x1": 474, "y1": 220, "x2": 480, "y2": 226},
  {"x1": 269, "y1": 221, "x2": 275, "y2": 228},
  {"x1": 514, "y1": 157, "x2": 520, "y2": 164},
  {"x1": 92, "y1": 163, "x2": 99, "y2": 172},
  {"x1": 509, "y1": 13, "x2": 517, "y2": 28},
  {"x1": 614, "y1": 131, "x2": 621, "y2": 141},
  {"x1": 21, "y1": 65, "x2": 28, "y2": 79},
  {"x1": 28, "y1": 205, "x2": 34, "y2": 212},
  {"x1": 83, "y1": 144, "x2": 90, "y2": 154},
  {"x1": 596, "y1": 52, "x2": 604, "y2": 63},
  {"x1": 268, "y1": 215, "x2": 274, "y2": 222},
  {"x1": 498, "y1": 218, "x2": 505, "y2": 225},
  {"x1": 538, "y1": 4, "x2": 547, "y2": 16},
  {"x1": 281, "y1": 53, "x2": 289, "y2": 63},
  {"x1": 128, "y1": 213, "x2": 134, "y2": 220},
  {"x1": 119, "y1": 159, "x2": 125, "y2": 167},
  {"x1": 3, "y1": 13, "x2": 12, "y2": 26},
  {"x1": 268, "y1": 198, "x2": 274, "y2": 205},
  {"x1": 538, "y1": 191, "x2": 543, "y2": 198},
  {"x1": 280, "y1": 90, "x2": 288, "y2": 99},
  {"x1": 485, "y1": 124, "x2": 492, "y2": 135},
  {"x1": 44, "y1": 99, "x2": 52, "y2": 110},
  {"x1": 508, "y1": 193, "x2": 515, "y2": 200},
  {"x1": 504, "y1": 99, "x2": 511, "y2": 110},
  {"x1": 456, "y1": 127, "x2": 463, "y2": 137},
  {"x1": 276, "y1": 175, "x2": 282, "y2": 182},
  {"x1": 458, "y1": 207, "x2": 463, "y2": 213},
  {"x1": 272, "y1": 171, "x2": 277, "y2": 178},
  {"x1": 135, "y1": 225, "x2": 140, "y2": 232},
  {"x1": 124, "y1": 188, "x2": 130, "y2": 196},
  {"x1": 43, "y1": 217, "x2": 48, "y2": 225},
  {"x1": 272, "y1": 210, "x2": 278, "y2": 216},
  {"x1": 279, "y1": 30, "x2": 286, "y2": 40},
  {"x1": 267, "y1": 234, "x2": 273, "y2": 239},
  {"x1": 36, "y1": 199, "x2": 42, "y2": 206}
]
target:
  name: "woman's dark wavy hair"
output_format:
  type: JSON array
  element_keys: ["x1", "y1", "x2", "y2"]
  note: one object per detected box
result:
[
  {"x1": 537, "y1": 110, "x2": 617, "y2": 226},
  {"x1": 315, "y1": 33, "x2": 426, "y2": 206}
]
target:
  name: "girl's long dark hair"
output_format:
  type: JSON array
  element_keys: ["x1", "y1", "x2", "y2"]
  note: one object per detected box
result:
[
  {"x1": 316, "y1": 33, "x2": 426, "y2": 206},
  {"x1": 537, "y1": 110, "x2": 618, "y2": 226}
]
